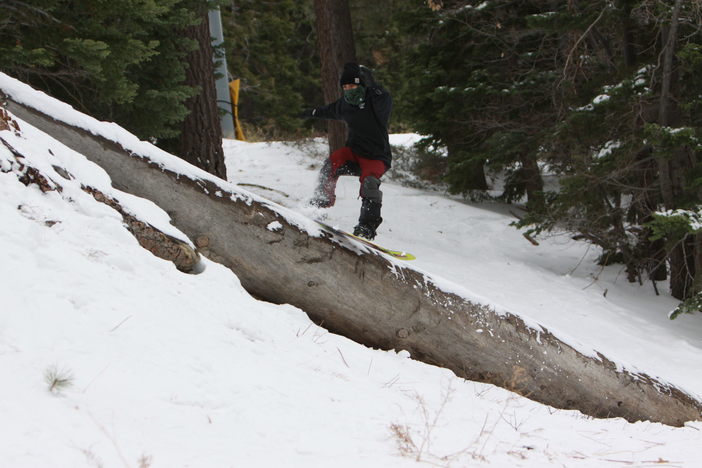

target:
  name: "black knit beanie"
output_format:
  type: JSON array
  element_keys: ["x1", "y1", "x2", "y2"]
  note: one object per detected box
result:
[{"x1": 339, "y1": 62, "x2": 362, "y2": 86}]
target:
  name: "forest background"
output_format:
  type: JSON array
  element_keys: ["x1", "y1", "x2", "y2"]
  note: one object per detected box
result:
[{"x1": 1, "y1": 0, "x2": 701, "y2": 317}]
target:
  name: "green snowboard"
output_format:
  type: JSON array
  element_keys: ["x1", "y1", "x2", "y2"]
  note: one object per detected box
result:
[{"x1": 316, "y1": 221, "x2": 416, "y2": 261}]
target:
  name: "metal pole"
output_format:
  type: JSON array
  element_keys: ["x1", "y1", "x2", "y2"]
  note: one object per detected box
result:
[{"x1": 209, "y1": 7, "x2": 236, "y2": 139}]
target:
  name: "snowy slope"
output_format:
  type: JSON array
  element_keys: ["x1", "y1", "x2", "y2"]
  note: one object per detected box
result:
[
  {"x1": 1, "y1": 107, "x2": 702, "y2": 465},
  {"x1": 3, "y1": 70, "x2": 699, "y2": 397},
  {"x1": 224, "y1": 137, "x2": 702, "y2": 397}
]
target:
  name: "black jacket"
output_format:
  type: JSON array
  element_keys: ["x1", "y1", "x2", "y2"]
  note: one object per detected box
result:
[{"x1": 313, "y1": 85, "x2": 393, "y2": 168}]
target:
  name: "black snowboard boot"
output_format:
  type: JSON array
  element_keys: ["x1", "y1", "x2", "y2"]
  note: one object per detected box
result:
[
  {"x1": 353, "y1": 215, "x2": 382, "y2": 240},
  {"x1": 353, "y1": 176, "x2": 383, "y2": 240}
]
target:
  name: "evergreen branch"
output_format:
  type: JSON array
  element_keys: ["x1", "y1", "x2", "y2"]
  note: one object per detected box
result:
[{"x1": 559, "y1": 5, "x2": 609, "y2": 87}]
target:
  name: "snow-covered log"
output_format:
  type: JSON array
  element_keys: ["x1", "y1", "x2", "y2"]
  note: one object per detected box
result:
[{"x1": 3, "y1": 84, "x2": 701, "y2": 427}]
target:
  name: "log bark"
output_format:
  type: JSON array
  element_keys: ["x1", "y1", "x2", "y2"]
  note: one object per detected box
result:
[{"x1": 5, "y1": 91, "x2": 702, "y2": 427}]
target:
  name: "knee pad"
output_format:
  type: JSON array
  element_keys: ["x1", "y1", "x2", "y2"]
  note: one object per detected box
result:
[{"x1": 361, "y1": 176, "x2": 382, "y2": 203}]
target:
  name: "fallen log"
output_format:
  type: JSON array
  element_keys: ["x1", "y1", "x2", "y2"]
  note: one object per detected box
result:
[{"x1": 2, "y1": 81, "x2": 701, "y2": 427}]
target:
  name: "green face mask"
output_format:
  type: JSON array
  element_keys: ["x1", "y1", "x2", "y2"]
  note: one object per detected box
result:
[{"x1": 343, "y1": 85, "x2": 366, "y2": 107}]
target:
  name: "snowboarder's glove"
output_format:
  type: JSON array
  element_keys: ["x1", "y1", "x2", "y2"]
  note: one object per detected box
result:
[
  {"x1": 359, "y1": 65, "x2": 377, "y2": 88},
  {"x1": 299, "y1": 108, "x2": 317, "y2": 119}
]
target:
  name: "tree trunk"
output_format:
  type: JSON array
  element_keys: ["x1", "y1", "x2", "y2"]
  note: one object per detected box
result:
[
  {"x1": 656, "y1": 0, "x2": 682, "y2": 207},
  {"x1": 447, "y1": 143, "x2": 488, "y2": 192},
  {"x1": 520, "y1": 154, "x2": 544, "y2": 211},
  {"x1": 655, "y1": 0, "x2": 694, "y2": 299},
  {"x1": 695, "y1": 233, "x2": 702, "y2": 295},
  {"x1": 617, "y1": 0, "x2": 637, "y2": 67},
  {"x1": 313, "y1": 0, "x2": 357, "y2": 154},
  {"x1": 695, "y1": 169, "x2": 702, "y2": 296},
  {"x1": 670, "y1": 235, "x2": 696, "y2": 300},
  {"x1": 636, "y1": 147, "x2": 668, "y2": 281},
  {"x1": 172, "y1": 4, "x2": 227, "y2": 180}
]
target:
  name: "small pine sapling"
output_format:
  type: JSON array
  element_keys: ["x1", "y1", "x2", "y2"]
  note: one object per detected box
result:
[{"x1": 44, "y1": 365, "x2": 74, "y2": 394}]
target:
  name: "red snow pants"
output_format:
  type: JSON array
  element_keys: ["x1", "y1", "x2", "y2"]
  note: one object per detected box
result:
[{"x1": 328, "y1": 146, "x2": 387, "y2": 197}]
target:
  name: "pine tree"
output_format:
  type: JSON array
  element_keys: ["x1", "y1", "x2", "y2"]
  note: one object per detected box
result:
[
  {"x1": 516, "y1": 1, "x2": 665, "y2": 279},
  {"x1": 161, "y1": 0, "x2": 226, "y2": 179},
  {"x1": 393, "y1": 0, "x2": 702, "y2": 305},
  {"x1": 517, "y1": 0, "x2": 702, "y2": 299},
  {"x1": 347, "y1": 0, "x2": 421, "y2": 131},
  {"x1": 398, "y1": 1, "x2": 559, "y2": 202},
  {"x1": 222, "y1": 0, "x2": 319, "y2": 138},
  {"x1": 0, "y1": 0, "x2": 200, "y2": 140}
]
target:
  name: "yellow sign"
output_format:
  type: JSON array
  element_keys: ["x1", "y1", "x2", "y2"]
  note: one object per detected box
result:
[{"x1": 229, "y1": 79, "x2": 246, "y2": 141}]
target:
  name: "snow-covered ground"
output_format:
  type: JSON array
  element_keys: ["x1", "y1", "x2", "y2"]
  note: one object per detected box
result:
[
  {"x1": 2, "y1": 78, "x2": 702, "y2": 466},
  {"x1": 225, "y1": 136, "x2": 702, "y2": 393}
]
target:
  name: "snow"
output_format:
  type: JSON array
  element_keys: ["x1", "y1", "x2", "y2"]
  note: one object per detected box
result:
[
  {"x1": 0, "y1": 114, "x2": 193, "y2": 247},
  {"x1": 2, "y1": 82, "x2": 702, "y2": 466},
  {"x1": 266, "y1": 220, "x2": 284, "y2": 232},
  {"x1": 0, "y1": 72, "x2": 338, "y2": 241},
  {"x1": 656, "y1": 208, "x2": 702, "y2": 232},
  {"x1": 594, "y1": 140, "x2": 622, "y2": 159},
  {"x1": 575, "y1": 103, "x2": 595, "y2": 112},
  {"x1": 592, "y1": 94, "x2": 610, "y2": 105},
  {"x1": 227, "y1": 137, "x2": 702, "y2": 387}
]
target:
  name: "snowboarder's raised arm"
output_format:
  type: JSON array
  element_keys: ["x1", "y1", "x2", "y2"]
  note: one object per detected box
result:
[
  {"x1": 358, "y1": 65, "x2": 392, "y2": 126},
  {"x1": 359, "y1": 65, "x2": 379, "y2": 88},
  {"x1": 369, "y1": 87, "x2": 392, "y2": 128},
  {"x1": 300, "y1": 99, "x2": 344, "y2": 121}
]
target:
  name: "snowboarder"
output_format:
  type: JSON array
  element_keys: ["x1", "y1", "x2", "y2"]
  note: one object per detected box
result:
[{"x1": 301, "y1": 62, "x2": 392, "y2": 240}]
